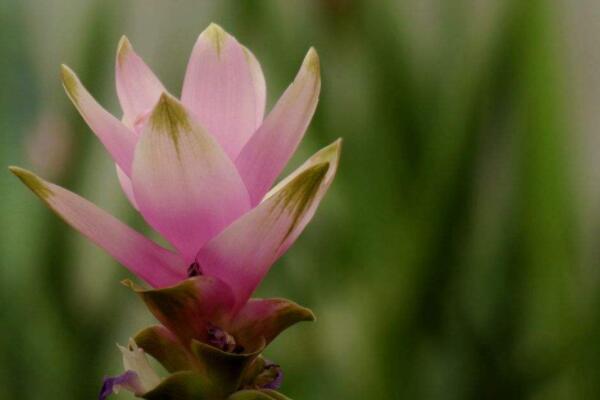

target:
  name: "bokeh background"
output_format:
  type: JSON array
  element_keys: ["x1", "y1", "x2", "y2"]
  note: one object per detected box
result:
[{"x1": 2, "y1": 0, "x2": 600, "y2": 398}]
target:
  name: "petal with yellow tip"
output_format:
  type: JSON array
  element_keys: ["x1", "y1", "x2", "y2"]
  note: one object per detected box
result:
[
  {"x1": 181, "y1": 23, "x2": 262, "y2": 159},
  {"x1": 116, "y1": 36, "x2": 166, "y2": 128},
  {"x1": 9, "y1": 166, "x2": 186, "y2": 287},
  {"x1": 243, "y1": 45, "x2": 267, "y2": 127},
  {"x1": 61, "y1": 65, "x2": 136, "y2": 176},
  {"x1": 132, "y1": 93, "x2": 250, "y2": 263},
  {"x1": 197, "y1": 140, "x2": 340, "y2": 308},
  {"x1": 235, "y1": 48, "x2": 321, "y2": 206}
]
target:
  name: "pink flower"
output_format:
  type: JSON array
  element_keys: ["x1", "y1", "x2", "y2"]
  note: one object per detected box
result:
[{"x1": 10, "y1": 24, "x2": 340, "y2": 312}]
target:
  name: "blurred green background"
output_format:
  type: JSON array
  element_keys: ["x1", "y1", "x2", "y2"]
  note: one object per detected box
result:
[{"x1": 2, "y1": 0, "x2": 599, "y2": 398}]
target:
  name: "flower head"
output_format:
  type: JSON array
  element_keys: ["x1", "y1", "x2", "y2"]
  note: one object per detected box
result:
[
  {"x1": 11, "y1": 23, "x2": 340, "y2": 310},
  {"x1": 10, "y1": 23, "x2": 340, "y2": 400}
]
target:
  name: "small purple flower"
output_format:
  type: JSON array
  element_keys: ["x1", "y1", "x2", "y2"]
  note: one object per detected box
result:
[
  {"x1": 99, "y1": 339, "x2": 161, "y2": 399},
  {"x1": 207, "y1": 325, "x2": 238, "y2": 353},
  {"x1": 99, "y1": 371, "x2": 142, "y2": 400},
  {"x1": 255, "y1": 360, "x2": 284, "y2": 390}
]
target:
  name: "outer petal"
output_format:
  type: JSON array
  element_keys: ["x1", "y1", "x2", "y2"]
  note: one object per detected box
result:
[
  {"x1": 243, "y1": 46, "x2": 266, "y2": 127},
  {"x1": 232, "y1": 298, "x2": 315, "y2": 345},
  {"x1": 9, "y1": 166, "x2": 186, "y2": 287},
  {"x1": 181, "y1": 23, "x2": 260, "y2": 158},
  {"x1": 196, "y1": 140, "x2": 341, "y2": 308},
  {"x1": 61, "y1": 65, "x2": 136, "y2": 176},
  {"x1": 116, "y1": 36, "x2": 166, "y2": 127},
  {"x1": 132, "y1": 93, "x2": 250, "y2": 262},
  {"x1": 123, "y1": 276, "x2": 235, "y2": 347},
  {"x1": 135, "y1": 325, "x2": 197, "y2": 373},
  {"x1": 235, "y1": 48, "x2": 321, "y2": 206},
  {"x1": 190, "y1": 338, "x2": 264, "y2": 398}
]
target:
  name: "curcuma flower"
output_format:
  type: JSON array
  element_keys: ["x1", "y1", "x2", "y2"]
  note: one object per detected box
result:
[
  {"x1": 10, "y1": 22, "x2": 339, "y2": 305},
  {"x1": 10, "y1": 23, "x2": 339, "y2": 399}
]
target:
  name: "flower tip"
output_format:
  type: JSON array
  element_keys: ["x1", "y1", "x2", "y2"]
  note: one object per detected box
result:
[
  {"x1": 332, "y1": 138, "x2": 343, "y2": 155},
  {"x1": 60, "y1": 65, "x2": 80, "y2": 101},
  {"x1": 304, "y1": 307, "x2": 317, "y2": 322},
  {"x1": 117, "y1": 35, "x2": 132, "y2": 64},
  {"x1": 205, "y1": 22, "x2": 227, "y2": 39},
  {"x1": 8, "y1": 166, "x2": 53, "y2": 199},
  {"x1": 304, "y1": 47, "x2": 320, "y2": 76},
  {"x1": 149, "y1": 93, "x2": 191, "y2": 136},
  {"x1": 8, "y1": 165, "x2": 22, "y2": 175},
  {"x1": 331, "y1": 137, "x2": 343, "y2": 152},
  {"x1": 206, "y1": 22, "x2": 225, "y2": 32},
  {"x1": 201, "y1": 23, "x2": 227, "y2": 53},
  {"x1": 157, "y1": 92, "x2": 173, "y2": 104},
  {"x1": 8, "y1": 166, "x2": 31, "y2": 185},
  {"x1": 153, "y1": 92, "x2": 184, "y2": 117},
  {"x1": 60, "y1": 64, "x2": 74, "y2": 81},
  {"x1": 311, "y1": 139, "x2": 342, "y2": 167},
  {"x1": 118, "y1": 337, "x2": 138, "y2": 354}
]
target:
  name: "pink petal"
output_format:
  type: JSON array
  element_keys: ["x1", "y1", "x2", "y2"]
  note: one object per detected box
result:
[
  {"x1": 9, "y1": 167, "x2": 187, "y2": 287},
  {"x1": 196, "y1": 140, "x2": 341, "y2": 308},
  {"x1": 235, "y1": 48, "x2": 321, "y2": 206},
  {"x1": 61, "y1": 65, "x2": 136, "y2": 176},
  {"x1": 116, "y1": 165, "x2": 139, "y2": 210},
  {"x1": 132, "y1": 93, "x2": 251, "y2": 263},
  {"x1": 181, "y1": 24, "x2": 261, "y2": 159},
  {"x1": 115, "y1": 36, "x2": 166, "y2": 127},
  {"x1": 243, "y1": 45, "x2": 266, "y2": 127}
]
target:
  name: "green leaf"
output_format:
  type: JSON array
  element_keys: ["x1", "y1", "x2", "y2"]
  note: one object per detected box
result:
[
  {"x1": 238, "y1": 356, "x2": 268, "y2": 388},
  {"x1": 134, "y1": 325, "x2": 197, "y2": 373},
  {"x1": 190, "y1": 338, "x2": 265, "y2": 397}
]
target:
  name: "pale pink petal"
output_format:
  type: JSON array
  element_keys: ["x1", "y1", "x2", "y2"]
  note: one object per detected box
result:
[
  {"x1": 235, "y1": 48, "x2": 321, "y2": 206},
  {"x1": 196, "y1": 140, "x2": 341, "y2": 308},
  {"x1": 9, "y1": 167, "x2": 187, "y2": 287},
  {"x1": 243, "y1": 45, "x2": 266, "y2": 127},
  {"x1": 181, "y1": 23, "x2": 260, "y2": 159},
  {"x1": 116, "y1": 164, "x2": 139, "y2": 210},
  {"x1": 61, "y1": 65, "x2": 136, "y2": 176},
  {"x1": 132, "y1": 93, "x2": 251, "y2": 263},
  {"x1": 115, "y1": 36, "x2": 166, "y2": 127}
]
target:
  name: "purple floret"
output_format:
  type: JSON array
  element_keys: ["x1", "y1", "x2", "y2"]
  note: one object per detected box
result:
[{"x1": 99, "y1": 370, "x2": 141, "y2": 400}]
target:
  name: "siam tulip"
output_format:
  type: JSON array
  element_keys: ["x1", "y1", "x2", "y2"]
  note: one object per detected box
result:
[{"x1": 10, "y1": 23, "x2": 340, "y2": 399}]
